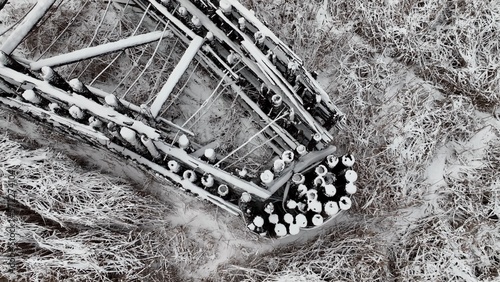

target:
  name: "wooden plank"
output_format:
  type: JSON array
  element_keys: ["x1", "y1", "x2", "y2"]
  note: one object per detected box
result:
[
  {"x1": 30, "y1": 31, "x2": 170, "y2": 70},
  {"x1": 146, "y1": 0, "x2": 197, "y2": 39},
  {"x1": 154, "y1": 141, "x2": 272, "y2": 199},
  {"x1": 192, "y1": 140, "x2": 220, "y2": 158},
  {"x1": 86, "y1": 85, "x2": 196, "y2": 136},
  {"x1": 202, "y1": 45, "x2": 239, "y2": 79},
  {"x1": 150, "y1": 36, "x2": 204, "y2": 118}
]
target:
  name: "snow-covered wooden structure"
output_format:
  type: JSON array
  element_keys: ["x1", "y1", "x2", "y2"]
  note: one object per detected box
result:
[{"x1": 0, "y1": 0, "x2": 357, "y2": 238}]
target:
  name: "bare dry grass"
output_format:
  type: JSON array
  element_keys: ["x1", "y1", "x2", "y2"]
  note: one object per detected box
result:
[
  {"x1": 1, "y1": 0, "x2": 499, "y2": 281},
  {"x1": 214, "y1": 1, "x2": 499, "y2": 281},
  {"x1": 213, "y1": 221, "x2": 392, "y2": 282},
  {"x1": 0, "y1": 134, "x2": 181, "y2": 281}
]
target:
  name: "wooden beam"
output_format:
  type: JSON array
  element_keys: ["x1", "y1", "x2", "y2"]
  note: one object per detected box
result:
[
  {"x1": 0, "y1": 66, "x2": 161, "y2": 139},
  {"x1": 149, "y1": 36, "x2": 204, "y2": 118},
  {"x1": 147, "y1": 0, "x2": 197, "y2": 39},
  {"x1": 1, "y1": 0, "x2": 56, "y2": 54},
  {"x1": 230, "y1": 83, "x2": 298, "y2": 149},
  {"x1": 30, "y1": 30, "x2": 171, "y2": 70},
  {"x1": 87, "y1": 84, "x2": 196, "y2": 136}
]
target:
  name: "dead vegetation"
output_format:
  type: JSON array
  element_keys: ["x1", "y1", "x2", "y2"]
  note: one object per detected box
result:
[
  {"x1": 213, "y1": 221, "x2": 393, "y2": 282},
  {"x1": 1, "y1": 0, "x2": 499, "y2": 281},
  {"x1": 0, "y1": 134, "x2": 183, "y2": 281},
  {"x1": 332, "y1": 0, "x2": 500, "y2": 111}
]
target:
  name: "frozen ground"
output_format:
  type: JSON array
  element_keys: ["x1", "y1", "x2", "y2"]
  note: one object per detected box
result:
[{"x1": 1, "y1": 0, "x2": 500, "y2": 281}]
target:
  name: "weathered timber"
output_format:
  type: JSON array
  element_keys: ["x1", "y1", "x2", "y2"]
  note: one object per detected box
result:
[
  {"x1": 0, "y1": 0, "x2": 55, "y2": 55},
  {"x1": 30, "y1": 31, "x2": 172, "y2": 70},
  {"x1": 149, "y1": 36, "x2": 204, "y2": 118}
]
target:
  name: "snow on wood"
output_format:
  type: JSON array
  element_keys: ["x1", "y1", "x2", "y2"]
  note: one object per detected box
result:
[
  {"x1": 0, "y1": 0, "x2": 55, "y2": 55},
  {"x1": 228, "y1": 78, "x2": 297, "y2": 150},
  {"x1": 192, "y1": 140, "x2": 220, "y2": 158},
  {"x1": 301, "y1": 70, "x2": 344, "y2": 116},
  {"x1": 214, "y1": 9, "x2": 332, "y2": 142},
  {"x1": 179, "y1": 0, "x2": 331, "y2": 141},
  {"x1": 154, "y1": 141, "x2": 272, "y2": 199},
  {"x1": 0, "y1": 77, "x2": 16, "y2": 94},
  {"x1": 202, "y1": 45, "x2": 239, "y2": 79},
  {"x1": 86, "y1": 84, "x2": 195, "y2": 136},
  {"x1": 294, "y1": 145, "x2": 337, "y2": 173},
  {"x1": 252, "y1": 51, "x2": 332, "y2": 142},
  {"x1": 223, "y1": 0, "x2": 302, "y2": 63},
  {"x1": 148, "y1": 0, "x2": 197, "y2": 39},
  {"x1": 0, "y1": 90, "x2": 241, "y2": 213},
  {"x1": 150, "y1": 36, "x2": 204, "y2": 118},
  {"x1": 105, "y1": 140, "x2": 241, "y2": 215},
  {"x1": 175, "y1": 0, "x2": 277, "y2": 88},
  {"x1": 268, "y1": 169, "x2": 293, "y2": 194},
  {"x1": 215, "y1": 111, "x2": 290, "y2": 166},
  {"x1": 217, "y1": 3, "x2": 342, "y2": 131},
  {"x1": 0, "y1": 95, "x2": 110, "y2": 143},
  {"x1": 30, "y1": 31, "x2": 170, "y2": 70},
  {"x1": 0, "y1": 66, "x2": 161, "y2": 139},
  {"x1": 1, "y1": 68, "x2": 271, "y2": 197}
]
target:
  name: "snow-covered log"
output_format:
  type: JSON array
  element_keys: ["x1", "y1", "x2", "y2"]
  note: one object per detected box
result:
[
  {"x1": 154, "y1": 141, "x2": 272, "y2": 199},
  {"x1": 30, "y1": 31, "x2": 171, "y2": 70},
  {"x1": 0, "y1": 76, "x2": 17, "y2": 94},
  {"x1": 86, "y1": 85, "x2": 195, "y2": 136},
  {"x1": 103, "y1": 140, "x2": 241, "y2": 215},
  {"x1": 0, "y1": 0, "x2": 55, "y2": 54},
  {"x1": 0, "y1": 67, "x2": 161, "y2": 139},
  {"x1": 148, "y1": 0, "x2": 196, "y2": 39},
  {"x1": 150, "y1": 36, "x2": 204, "y2": 118}
]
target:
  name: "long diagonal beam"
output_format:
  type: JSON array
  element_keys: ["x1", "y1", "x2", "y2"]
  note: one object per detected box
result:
[
  {"x1": 149, "y1": 36, "x2": 204, "y2": 118},
  {"x1": 30, "y1": 30, "x2": 171, "y2": 70},
  {"x1": 0, "y1": 66, "x2": 160, "y2": 139}
]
